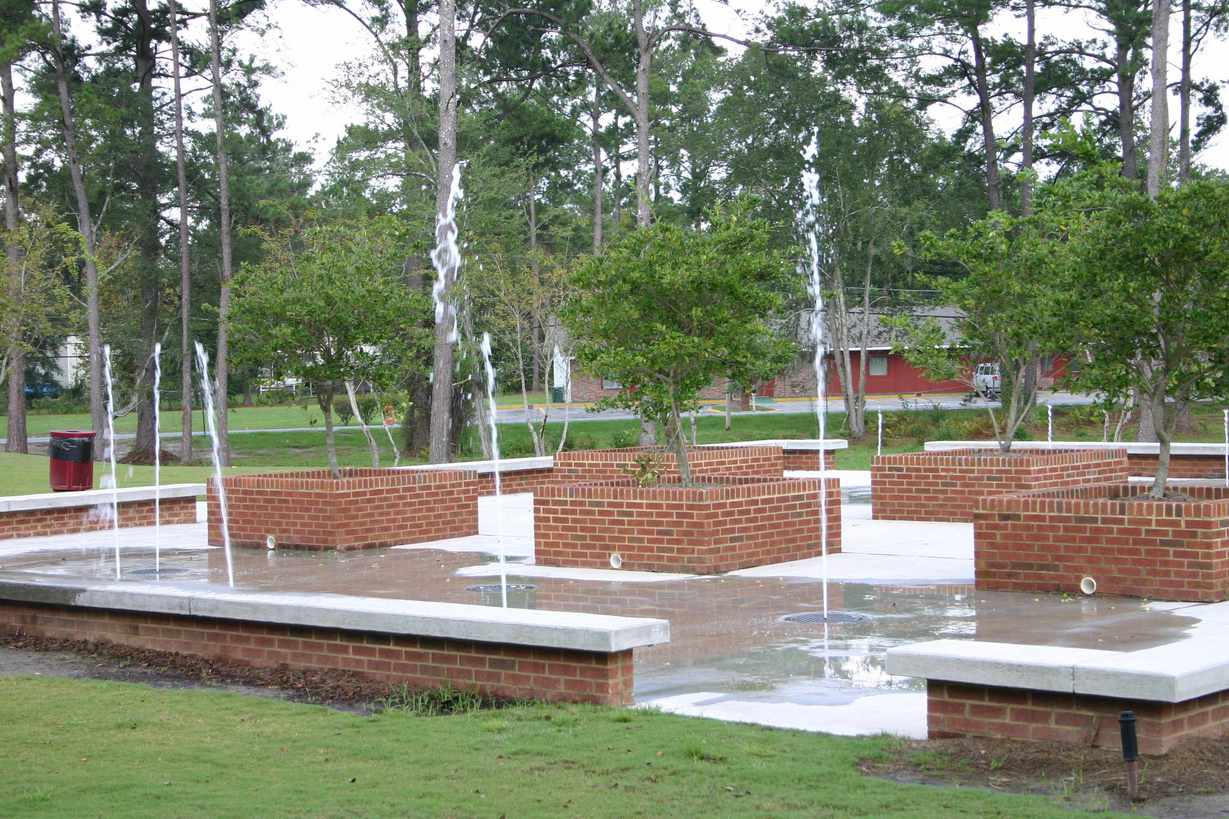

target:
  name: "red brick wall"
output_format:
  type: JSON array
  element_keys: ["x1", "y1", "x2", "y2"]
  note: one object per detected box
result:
[
  {"x1": 1128, "y1": 453, "x2": 1227, "y2": 480},
  {"x1": 475, "y1": 469, "x2": 555, "y2": 496},
  {"x1": 552, "y1": 446, "x2": 784, "y2": 485},
  {"x1": 781, "y1": 450, "x2": 837, "y2": 471},
  {"x1": 974, "y1": 483, "x2": 1229, "y2": 602},
  {"x1": 928, "y1": 681, "x2": 1229, "y2": 755},
  {"x1": 0, "y1": 600, "x2": 632, "y2": 706},
  {"x1": 535, "y1": 476, "x2": 841, "y2": 574},
  {"x1": 872, "y1": 448, "x2": 1130, "y2": 523},
  {"x1": 208, "y1": 468, "x2": 481, "y2": 551},
  {"x1": 0, "y1": 497, "x2": 196, "y2": 540},
  {"x1": 569, "y1": 373, "x2": 734, "y2": 404}
]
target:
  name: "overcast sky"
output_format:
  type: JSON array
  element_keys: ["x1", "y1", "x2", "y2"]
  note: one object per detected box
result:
[{"x1": 237, "y1": 1, "x2": 1229, "y2": 173}]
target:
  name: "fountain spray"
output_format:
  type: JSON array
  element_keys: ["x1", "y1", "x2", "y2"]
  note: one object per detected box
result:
[
  {"x1": 431, "y1": 163, "x2": 465, "y2": 344},
  {"x1": 801, "y1": 132, "x2": 830, "y2": 622},
  {"x1": 153, "y1": 342, "x2": 162, "y2": 573},
  {"x1": 194, "y1": 342, "x2": 235, "y2": 587},
  {"x1": 1223, "y1": 409, "x2": 1227, "y2": 489},
  {"x1": 1047, "y1": 403, "x2": 1054, "y2": 447},
  {"x1": 877, "y1": 411, "x2": 884, "y2": 458},
  {"x1": 480, "y1": 332, "x2": 507, "y2": 608},
  {"x1": 103, "y1": 345, "x2": 120, "y2": 579}
]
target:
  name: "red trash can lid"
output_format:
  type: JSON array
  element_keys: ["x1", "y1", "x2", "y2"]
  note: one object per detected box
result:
[{"x1": 50, "y1": 430, "x2": 97, "y2": 440}]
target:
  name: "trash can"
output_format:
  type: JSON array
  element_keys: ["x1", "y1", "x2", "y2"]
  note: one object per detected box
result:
[
  {"x1": 549, "y1": 387, "x2": 565, "y2": 403},
  {"x1": 49, "y1": 430, "x2": 96, "y2": 491}
]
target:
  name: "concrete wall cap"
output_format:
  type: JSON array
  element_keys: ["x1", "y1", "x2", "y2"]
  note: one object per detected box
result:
[
  {"x1": 701, "y1": 438, "x2": 849, "y2": 451},
  {"x1": 888, "y1": 637, "x2": 1229, "y2": 703},
  {"x1": 0, "y1": 484, "x2": 205, "y2": 514},
  {"x1": 925, "y1": 440, "x2": 1227, "y2": 457},
  {"x1": 397, "y1": 456, "x2": 554, "y2": 475},
  {"x1": 0, "y1": 573, "x2": 669, "y2": 653}
]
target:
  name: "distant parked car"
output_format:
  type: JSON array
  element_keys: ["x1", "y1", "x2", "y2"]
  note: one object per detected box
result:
[
  {"x1": 972, "y1": 362, "x2": 1001, "y2": 401},
  {"x1": 24, "y1": 381, "x2": 62, "y2": 399}
]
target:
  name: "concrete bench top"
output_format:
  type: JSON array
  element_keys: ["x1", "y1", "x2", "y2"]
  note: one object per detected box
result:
[
  {"x1": 0, "y1": 573, "x2": 669, "y2": 654},
  {"x1": 925, "y1": 440, "x2": 1227, "y2": 457},
  {"x1": 886, "y1": 635, "x2": 1229, "y2": 704},
  {"x1": 702, "y1": 438, "x2": 849, "y2": 452},
  {"x1": 0, "y1": 484, "x2": 206, "y2": 514},
  {"x1": 398, "y1": 456, "x2": 554, "y2": 475}
]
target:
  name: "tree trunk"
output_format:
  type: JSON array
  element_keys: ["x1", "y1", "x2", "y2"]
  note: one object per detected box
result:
[
  {"x1": 1147, "y1": 0, "x2": 1171, "y2": 198},
  {"x1": 970, "y1": 25, "x2": 1002, "y2": 210},
  {"x1": 132, "y1": 0, "x2": 161, "y2": 461},
  {"x1": 591, "y1": 84, "x2": 603, "y2": 253},
  {"x1": 1117, "y1": 40, "x2": 1139, "y2": 180},
  {"x1": 50, "y1": 0, "x2": 104, "y2": 454},
  {"x1": 209, "y1": 0, "x2": 235, "y2": 465},
  {"x1": 1149, "y1": 388, "x2": 1173, "y2": 498},
  {"x1": 633, "y1": 0, "x2": 652, "y2": 229},
  {"x1": 1021, "y1": 0, "x2": 1037, "y2": 215},
  {"x1": 169, "y1": 0, "x2": 192, "y2": 464},
  {"x1": 318, "y1": 386, "x2": 341, "y2": 479},
  {"x1": 428, "y1": 0, "x2": 459, "y2": 464},
  {"x1": 2, "y1": 60, "x2": 26, "y2": 454},
  {"x1": 1178, "y1": 0, "x2": 1192, "y2": 183}
]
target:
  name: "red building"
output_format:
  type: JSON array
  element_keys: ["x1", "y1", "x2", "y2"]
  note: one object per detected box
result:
[{"x1": 562, "y1": 308, "x2": 1066, "y2": 404}]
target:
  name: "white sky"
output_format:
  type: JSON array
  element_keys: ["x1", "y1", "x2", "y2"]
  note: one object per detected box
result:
[{"x1": 235, "y1": 1, "x2": 1229, "y2": 172}]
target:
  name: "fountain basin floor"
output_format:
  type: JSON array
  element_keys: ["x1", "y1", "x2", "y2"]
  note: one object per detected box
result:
[{"x1": 0, "y1": 484, "x2": 1206, "y2": 740}]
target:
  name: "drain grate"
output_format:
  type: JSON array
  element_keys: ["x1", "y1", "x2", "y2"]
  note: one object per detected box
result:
[
  {"x1": 466, "y1": 583, "x2": 537, "y2": 594},
  {"x1": 779, "y1": 611, "x2": 869, "y2": 625},
  {"x1": 128, "y1": 567, "x2": 189, "y2": 577}
]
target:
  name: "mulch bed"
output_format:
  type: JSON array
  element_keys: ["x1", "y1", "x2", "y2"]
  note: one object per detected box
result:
[
  {"x1": 861, "y1": 735, "x2": 1229, "y2": 807},
  {"x1": 0, "y1": 630, "x2": 397, "y2": 710}
]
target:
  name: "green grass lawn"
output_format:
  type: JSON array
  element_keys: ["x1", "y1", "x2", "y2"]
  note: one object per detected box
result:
[{"x1": 0, "y1": 676, "x2": 1111, "y2": 818}]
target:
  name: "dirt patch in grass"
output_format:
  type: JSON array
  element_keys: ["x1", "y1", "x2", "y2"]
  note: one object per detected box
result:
[
  {"x1": 0, "y1": 630, "x2": 471, "y2": 712},
  {"x1": 862, "y1": 735, "x2": 1229, "y2": 814}
]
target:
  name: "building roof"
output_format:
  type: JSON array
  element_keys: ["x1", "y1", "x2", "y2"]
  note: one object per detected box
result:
[{"x1": 799, "y1": 306, "x2": 965, "y2": 351}]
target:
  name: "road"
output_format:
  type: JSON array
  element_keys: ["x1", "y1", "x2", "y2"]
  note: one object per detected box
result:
[{"x1": 2, "y1": 391, "x2": 1096, "y2": 447}]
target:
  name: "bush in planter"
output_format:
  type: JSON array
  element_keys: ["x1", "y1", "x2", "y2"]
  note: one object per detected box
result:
[
  {"x1": 563, "y1": 198, "x2": 795, "y2": 484},
  {"x1": 1062, "y1": 177, "x2": 1229, "y2": 497}
]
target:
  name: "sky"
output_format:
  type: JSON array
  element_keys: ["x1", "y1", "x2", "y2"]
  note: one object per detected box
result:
[{"x1": 238, "y1": 1, "x2": 1229, "y2": 173}]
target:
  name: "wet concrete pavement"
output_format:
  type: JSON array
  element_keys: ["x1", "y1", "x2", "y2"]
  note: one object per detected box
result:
[{"x1": 0, "y1": 491, "x2": 1204, "y2": 739}]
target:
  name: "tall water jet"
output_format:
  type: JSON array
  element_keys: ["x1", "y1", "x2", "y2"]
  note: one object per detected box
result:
[
  {"x1": 103, "y1": 345, "x2": 120, "y2": 579},
  {"x1": 1047, "y1": 403, "x2": 1054, "y2": 447},
  {"x1": 194, "y1": 342, "x2": 235, "y2": 587},
  {"x1": 800, "y1": 131, "x2": 830, "y2": 622},
  {"x1": 152, "y1": 342, "x2": 162, "y2": 573},
  {"x1": 432, "y1": 162, "x2": 465, "y2": 344},
  {"x1": 1223, "y1": 409, "x2": 1227, "y2": 488},
  {"x1": 479, "y1": 332, "x2": 507, "y2": 608}
]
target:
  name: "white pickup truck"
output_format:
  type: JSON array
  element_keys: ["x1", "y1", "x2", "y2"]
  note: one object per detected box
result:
[{"x1": 972, "y1": 362, "x2": 1001, "y2": 400}]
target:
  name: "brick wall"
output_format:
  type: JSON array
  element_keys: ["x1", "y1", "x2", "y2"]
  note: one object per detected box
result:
[
  {"x1": 535, "y1": 476, "x2": 841, "y2": 574},
  {"x1": 569, "y1": 373, "x2": 735, "y2": 404},
  {"x1": 781, "y1": 450, "x2": 837, "y2": 471},
  {"x1": 1128, "y1": 453, "x2": 1227, "y2": 480},
  {"x1": 872, "y1": 448, "x2": 1130, "y2": 523},
  {"x1": 927, "y1": 681, "x2": 1229, "y2": 755},
  {"x1": 0, "y1": 496, "x2": 196, "y2": 540},
  {"x1": 974, "y1": 483, "x2": 1229, "y2": 602},
  {"x1": 208, "y1": 468, "x2": 481, "y2": 551},
  {"x1": 0, "y1": 600, "x2": 633, "y2": 706},
  {"x1": 552, "y1": 446, "x2": 784, "y2": 485}
]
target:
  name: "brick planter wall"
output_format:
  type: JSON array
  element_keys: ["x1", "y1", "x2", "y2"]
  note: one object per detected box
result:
[
  {"x1": 552, "y1": 446, "x2": 784, "y2": 484},
  {"x1": 927, "y1": 681, "x2": 1229, "y2": 755},
  {"x1": 872, "y1": 448, "x2": 1130, "y2": 522},
  {"x1": 975, "y1": 483, "x2": 1229, "y2": 602},
  {"x1": 535, "y1": 476, "x2": 840, "y2": 574},
  {"x1": 478, "y1": 468, "x2": 555, "y2": 496},
  {"x1": 0, "y1": 600, "x2": 633, "y2": 706},
  {"x1": 0, "y1": 497, "x2": 196, "y2": 540},
  {"x1": 208, "y1": 468, "x2": 481, "y2": 551},
  {"x1": 781, "y1": 450, "x2": 837, "y2": 471},
  {"x1": 1128, "y1": 453, "x2": 1227, "y2": 480}
]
